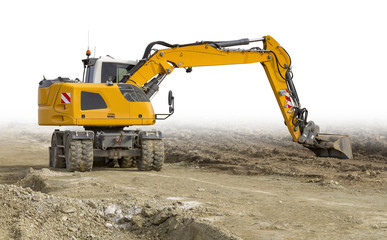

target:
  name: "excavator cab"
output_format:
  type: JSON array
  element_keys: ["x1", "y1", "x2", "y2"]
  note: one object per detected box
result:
[{"x1": 82, "y1": 57, "x2": 137, "y2": 83}]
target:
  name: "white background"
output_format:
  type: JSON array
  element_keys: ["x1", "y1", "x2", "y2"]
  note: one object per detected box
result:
[{"x1": 0, "y1": 0, "x2": 386, "y2": 130}]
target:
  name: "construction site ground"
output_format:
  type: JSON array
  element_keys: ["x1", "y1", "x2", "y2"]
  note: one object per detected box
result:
[{"x1": 0, "y1": 123, "x2": 386, "y2": 240}]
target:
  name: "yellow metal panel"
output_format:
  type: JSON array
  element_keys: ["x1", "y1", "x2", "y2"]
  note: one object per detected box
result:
[{"x1": 38, "y1": 83, "x2": 156, "y2": 126}]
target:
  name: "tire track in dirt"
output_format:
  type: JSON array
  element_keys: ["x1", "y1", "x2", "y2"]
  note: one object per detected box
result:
[{"x1": 132, "y1": 171, "x2": 278, "y2": 196}]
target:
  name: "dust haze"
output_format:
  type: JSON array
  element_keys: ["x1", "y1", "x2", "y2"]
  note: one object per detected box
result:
[{"x1": 0, "y1": 121, "x2": 386, "y2": 239}]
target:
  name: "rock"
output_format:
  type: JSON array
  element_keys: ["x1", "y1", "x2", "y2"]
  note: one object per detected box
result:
[
  {"x1": 86, "y1": 234, "x2": 95, "y2": 239},
  {"x1": 329, "y1": 180, "x2": 339, "y2": 185},
  {"x1": 131, "y1": 215, "x2": 146, "y2": 229},
  {"x1": 68, "y1": 227, "x2": 78, "y2": 232},
  {"x1": 141, "y1": 206, "x2": 157, "y2": 217},
  {"x1": 87, "y1": 200, "x2": 97, "y2": 209},
  {"x1": 167, "y1": 217, "x2": 180, "y2": 232},
  {"x1": 153, "y1": 208, "x2": 174, "y2": 225},
  {"x1": 105, "y1": 205, "x2": 118, "y2": 216},
  {"x1": 62, "y1": 207, "x2": 76, "y2": 214},
  {"x1": 116, "y1": 216, "x2": 131, "y2": 225},
  {"x1": 172, "y1": 207, "x2": 182, "y2": 216}
]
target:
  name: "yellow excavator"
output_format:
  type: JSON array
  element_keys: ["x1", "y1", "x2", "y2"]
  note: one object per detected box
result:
[{"x1": 38, "y1": 35, "x2": 353, "y2": 172}]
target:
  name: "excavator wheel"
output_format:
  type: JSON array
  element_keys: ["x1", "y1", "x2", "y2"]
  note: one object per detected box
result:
[
  {"x1": 118, "y1": 157, "x2": 136, "y2": 168},
  {"x1": 81, "y1": 139, "x2": 94, "y2": 171},
  {"x1": 137, "y1": 140, "x2": 153, "y2": 171},
  {"x1": 65, "y1": 136, "x2": 93, "y2": 172},
  {"x1": 153, "y1": 140, "x2": 165, "y2": 171},
  {"x1": 137, "y1": 139, "x2": 164, "y2": 171},
  {"x1": 50, "y1": 133, "x2": 66, "y2": 168},
  {"x1": 65, "y1": 136, "x2": 82, "y2": 172}
]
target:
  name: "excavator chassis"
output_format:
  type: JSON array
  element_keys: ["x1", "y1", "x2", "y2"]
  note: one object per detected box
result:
[{"x1": 49, "y1": 129, "x2": 165, "y2": 172}]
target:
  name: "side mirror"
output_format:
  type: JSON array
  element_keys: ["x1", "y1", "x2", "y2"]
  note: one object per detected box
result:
[
  {"x1": 155, "y1": 90, "x2": 175, "y2": 120},
  {"x1": 168, "y1": 90, "x2": 174, "y2": 113}
]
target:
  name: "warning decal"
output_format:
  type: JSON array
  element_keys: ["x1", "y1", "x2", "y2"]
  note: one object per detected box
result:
[{"x1": 61, "y1": 93, "x2": 71, "y2": 104}]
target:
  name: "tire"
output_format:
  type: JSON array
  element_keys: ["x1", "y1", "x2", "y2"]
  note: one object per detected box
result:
[
  {"x1": 50, "y1": 133, "x2": 65, "y2": 168},
  {"x1": 119, "y1": 157, "x2": 135, "y2": 168},
  {"x1": 106, "y1": 160, "x2": 116, "y2": 168},
  {"x1": 81, "y1": 139, "x2": 93, "y2": 171},
  {"x1": 137, "y1": 140, "x2": 153, "y2": 171},
  {"x1": 65, "y1": 136, "x2": 82, "y2": 172},
  {"x1": 152, "y1": 140, "x2": 164, "y2": 171},
  {"x1": 137, "y1": 139, "x2": 164, "y2": 171}
]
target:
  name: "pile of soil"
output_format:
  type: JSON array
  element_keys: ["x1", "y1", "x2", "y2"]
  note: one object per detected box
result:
[{"x1": 0, "y1": 168, "x2": 240, "y2": 240}]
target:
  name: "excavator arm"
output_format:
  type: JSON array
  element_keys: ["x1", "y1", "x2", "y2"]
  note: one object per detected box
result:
[{"x1": 122, "y1": 35, "x2": 353, "y2": 159}]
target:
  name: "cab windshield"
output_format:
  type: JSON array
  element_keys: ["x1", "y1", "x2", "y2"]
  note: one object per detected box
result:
[{"x1": 118, "y1": 84, "x2": 150, "y2": 102}]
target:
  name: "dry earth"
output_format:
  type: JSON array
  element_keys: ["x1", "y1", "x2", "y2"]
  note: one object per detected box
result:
[{"x1": 0, "y1": 123, "x2": 386, "y2": 240}]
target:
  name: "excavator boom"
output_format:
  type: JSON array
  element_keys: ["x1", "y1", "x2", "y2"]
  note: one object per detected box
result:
[
  {"x1": 122, "y1": 36, "x2": 353, "y2": 159},
  {"x1": 125, "y1": 36, "x2": 300, "y2": 140}
]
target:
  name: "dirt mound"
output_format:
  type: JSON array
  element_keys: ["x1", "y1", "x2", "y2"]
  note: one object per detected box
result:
[
  {"x1": 0, "y1": 181, "x2": 240, "y2": 240},
  {"x1": 16, "y1": 168, "x2": 50, "y2": 192},
  {"x1": 0, "y1": 184, "x2": 132, "y2": 239},
  {"x1": 108, "y1": 202, "x2": 241, "y2": 240}
]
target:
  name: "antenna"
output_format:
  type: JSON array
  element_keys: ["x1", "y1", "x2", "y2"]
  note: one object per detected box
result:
[
  {"x1": 87, "y1": 31, "x2": 97, "y2": 58},
  {"x1": 87, "y1": 30, "x2": 90, "y2": 51},
  {"x1": 86, "y1": 31, "x2": 91, "y2": 58},
  {"x1": 83, "y1": 31, "x2": 91, "y2": 82}
]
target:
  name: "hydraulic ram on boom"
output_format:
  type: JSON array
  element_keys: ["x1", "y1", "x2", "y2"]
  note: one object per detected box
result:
[
  {"x1": 121, "y1": 35, "x2": 352, "y2": 159},
  {"x1": 38, "y1": 35, "x2": 353, "y2": 172}
]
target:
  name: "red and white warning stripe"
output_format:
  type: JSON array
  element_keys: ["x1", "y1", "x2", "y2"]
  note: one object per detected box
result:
[
  {"x1": 279, "y1": 89, "x2": 293, "y2": 111},
  {"x1": 61, "y1": 92, "x2": 71, "y2": 104}
]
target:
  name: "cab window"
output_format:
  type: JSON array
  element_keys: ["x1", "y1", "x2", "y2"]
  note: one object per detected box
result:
[
  {"x1": 118, "y1": 84, "x2": 150, "y2": 102},
  {"x1": 85, "y1": 65, "x2": 95, "y2": 83},
  {"x1": 101, "y1": 63, "x2": 134, "y2": 83}
]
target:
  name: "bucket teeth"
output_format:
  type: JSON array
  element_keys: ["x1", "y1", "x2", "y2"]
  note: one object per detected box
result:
[{"x1": 304, "y1": 133, "x2": 353, "y2": 159}]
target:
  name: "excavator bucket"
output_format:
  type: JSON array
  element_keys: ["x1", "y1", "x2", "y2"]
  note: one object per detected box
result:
[{"x1": 306, "y1": 134, "x2": 353, "y2": 159}]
